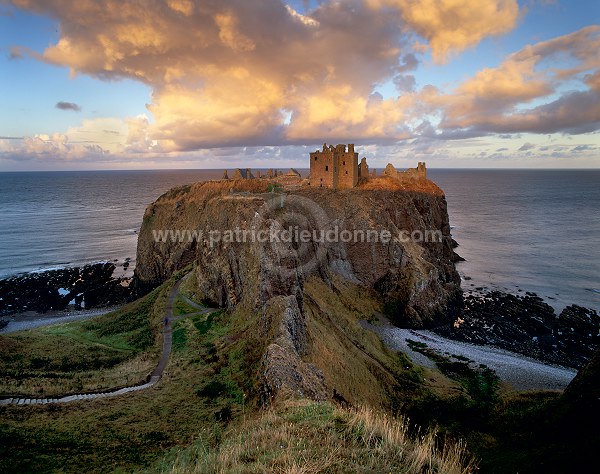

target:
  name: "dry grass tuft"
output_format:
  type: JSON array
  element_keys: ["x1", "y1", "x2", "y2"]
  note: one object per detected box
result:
[{"x1": 152, "y1": 399, "x2": 476, "y2": 474}]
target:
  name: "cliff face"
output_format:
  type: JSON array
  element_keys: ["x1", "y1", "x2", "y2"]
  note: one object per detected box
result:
[
  {"x1": 136, "y1": 179, "x2": 460, "y2": 324},
  {"x1": 135, "y1": 178, "x2": 461, "y2": 401}
]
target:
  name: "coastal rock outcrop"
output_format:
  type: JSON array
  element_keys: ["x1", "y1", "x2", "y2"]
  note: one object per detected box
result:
[
  {"x1": 134, "y1": 178, "x2": 461, "y2": 400},
  {"x1": 433, "y1": 291, "x2": 600, "y2": 368},
  {"x1": 0, "y1": 263, "x2": 133, "y2": 316}
]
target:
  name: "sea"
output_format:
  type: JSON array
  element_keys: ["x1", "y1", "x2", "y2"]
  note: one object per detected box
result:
[{"x1": 0, "y1": 169, "x2": 598, "y2": 312}]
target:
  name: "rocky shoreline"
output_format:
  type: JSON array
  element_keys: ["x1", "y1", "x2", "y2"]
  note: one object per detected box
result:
[
  {"x1": 432, "y1": 290, "x2": 599, "y2": 369},
  {"x1": 1, "y1": 258, "x2": 597, "y2": 374},
  {"x1": 0, "y1": 262, "x2": 134, "y2": 321}
]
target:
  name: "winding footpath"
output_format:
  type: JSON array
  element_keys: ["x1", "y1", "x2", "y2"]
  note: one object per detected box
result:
[{"x1": 0, "y1": 273, "x2": 216, "y2": 406}]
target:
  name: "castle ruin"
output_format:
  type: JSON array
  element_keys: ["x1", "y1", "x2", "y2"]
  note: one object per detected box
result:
[
  {"x1": 309, "y1": 144, "x2": 365, "y2": 189},
  {"x1": 381, "y1": 162, "x2": 426, "y2": 181},
  {"x1": 309, "y1": 143, "x2": 426, "y2": 189},
  {"x1": 220, "y1": 144, "x2": 427, "y2": 189}
]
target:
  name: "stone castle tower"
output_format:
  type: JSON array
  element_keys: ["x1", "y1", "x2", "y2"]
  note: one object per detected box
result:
[{"x1": 309, "y1": 143, "x2": 366, "y2": 189}]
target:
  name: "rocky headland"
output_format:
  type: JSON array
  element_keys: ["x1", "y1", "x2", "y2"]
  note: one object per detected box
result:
[
  {"x1": 133, "y1": 174, "x2": 600, "y2": 402},
  {"x1": 134, "y1": 176, "x2": 462, "y2": 402}
]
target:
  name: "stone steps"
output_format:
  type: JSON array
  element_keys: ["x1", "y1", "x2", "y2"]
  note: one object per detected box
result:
[{"x1": 0, "y1": 273, "x2": 218, "y2": 406}]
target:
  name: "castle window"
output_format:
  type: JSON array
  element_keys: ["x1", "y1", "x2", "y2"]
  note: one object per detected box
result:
[
  {"x1": 325, "y1": 165, "x2": 329, "y2": 171},
  {"x1": 345, "y1": 171, "x2": 348, "y2": 174},
  {"x1": 343, "y1": 161, "x2": 345, "y2": 165},
  {"x1": 314, "y1": 157, "x2": 318, "y2": 161}
]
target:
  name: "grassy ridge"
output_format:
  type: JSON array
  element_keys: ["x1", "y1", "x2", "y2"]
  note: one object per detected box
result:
[
  {"x1": 0, "y1": 286, "x2": 166, "y2": 397},
  {"x1": 2, "y1": 267, "x2": 589, "y2": 473}
]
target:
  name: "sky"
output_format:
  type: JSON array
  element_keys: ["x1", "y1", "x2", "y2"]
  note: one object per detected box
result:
[{"x1": 0, "y1": 0, "x2": 599, "y2": 170}]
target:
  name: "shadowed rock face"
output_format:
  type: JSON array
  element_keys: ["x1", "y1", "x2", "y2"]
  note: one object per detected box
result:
[
  {"x1": 564, "y1": 346, "x2": 600, "y2": 406},
  {"x1": 134, "y1": 179, "x2": 461, "y2": 401},
  {"x1": 135, "y1": 179, "x2": 461, "y2": 326}
]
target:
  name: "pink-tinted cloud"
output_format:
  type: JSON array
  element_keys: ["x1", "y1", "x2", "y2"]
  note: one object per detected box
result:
[
  {"x1": 431, "y1": 26, "x2": 600, "y2": 136},
  {"x1": 4, "y1": 0, "x2": 599, "y2": 162}
]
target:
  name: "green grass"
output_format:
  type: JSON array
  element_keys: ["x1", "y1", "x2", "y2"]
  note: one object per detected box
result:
[
  {"x1": 0, "y1": 285, "x2": 168, "y2": 397},
  {"x1": 1, "y1": 266, "x2": 592, "y2": 474},
  {"x1": 0, "y1": 284, "x2": 248, "y2": 473},
  {"x1": 146, "y1": 399, "x2": 475, "y2": 474},
  {"x1": 266, "y1": 183, "x2": 284, "y2": 193},
  {"x1": 173, "y1": 297, "x2": 199, "y2": 316},
  {"x1": 407, "y1": 338, "x2": 501, "y2": 415},
  {"x1": 192, "y1": 311, "x2": 222, "y2": 335},
  {"x1": 171, "y1": 326, "x2": 187, "y2": 352}
]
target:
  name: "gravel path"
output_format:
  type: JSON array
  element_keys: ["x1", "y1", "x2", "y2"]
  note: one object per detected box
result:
[
  {"x1": 0, "y1": 307, "x2": 119, "y2": 334},
  {"x1": 363, "y1": 321, "x2": 577, "y2": 391},
  {"x1": 0, "y1": 272, "x2": 217, "y2": 406}
]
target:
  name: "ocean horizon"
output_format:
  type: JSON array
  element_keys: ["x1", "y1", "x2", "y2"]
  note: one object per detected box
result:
[{"x1": 1, "y1": 168, "x2": 598, "y2": 312}]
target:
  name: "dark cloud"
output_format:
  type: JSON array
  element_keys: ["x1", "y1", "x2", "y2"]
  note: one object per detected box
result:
[
  {"x1": 395, "y1": 53, "x2": 418, "y2": 73},
  {"x1": 518, "y1": 143, "x2": 535, "y2": 151},
  {"x1": 8, "y1": 46, "x2": 23, "y2": 60},
  {"x1": 572, "y1": 144, "x2": 597, "y2": 152},
  {"x1": 393, "y1": 74, "x2": 416, "y2": 92},
  {"x1": 56, "y1": 101, "x2": 81, "y2": 112}
]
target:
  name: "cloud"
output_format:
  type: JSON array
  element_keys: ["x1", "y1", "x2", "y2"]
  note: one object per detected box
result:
[
  {"x1": 166, "y1": 0, "x2": 194, "y2": 17},
  {"x1": 8, "y1": 46, "x2": 23, "y2": 59},
  {"x1": 56, "y1": 101, "x2": 81, "y2": 112},
  {"x1": 572, "y1": 144, "x2": 597, "y2": 152},
  {"x1": 518, "y1": 142, "x2": 535, "y2": 151},
  {"x1": 7, "y1": 0, "x2": 522, "y2": 151},
  {"x1": 393, "y1": 74, "x2": 416, "y2": 92},
  {"x1": 367, "y1": 0, "x2": 520, "y2": 62},
  {"x1": 430, "y1": 26, "x2": 600, "y2": 136},
  {"x1": 0, "y1": 116, "x2": 147, "y2": 160},
  {"x1": 6, "y1": 0, "x2": 599, "y2": 161}
]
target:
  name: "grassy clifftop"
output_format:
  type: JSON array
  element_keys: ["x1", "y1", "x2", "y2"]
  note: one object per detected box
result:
[{"x1": 0, "y1": 269, "x2": 476, "y2": 473}]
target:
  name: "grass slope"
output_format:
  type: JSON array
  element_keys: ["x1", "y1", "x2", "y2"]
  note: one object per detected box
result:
[
  {"x1": 149, "y1": 399, "x2": 475, "y2": 474},
  {"x1": 0, "y1": 284, "x2": 166, "y2": 398},
  {"x1": 2, "y1": 267, "x2": 591, "y2": 473}
]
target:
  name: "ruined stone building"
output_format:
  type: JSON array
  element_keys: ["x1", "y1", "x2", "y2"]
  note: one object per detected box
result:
[
  {"x1": 232, "y1": 168, "x2": 255, "y2": 179},
  {"x1": 309, "y1": 144, "x2": 367, "y2": 189},
  {"x1": 382, "y1": 162, "x2": 426, "y2": 181}
]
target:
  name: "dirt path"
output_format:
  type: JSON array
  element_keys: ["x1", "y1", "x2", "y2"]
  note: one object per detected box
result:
[{"x1": 0, "y1": 273, "x2": 216, "y2": 406}]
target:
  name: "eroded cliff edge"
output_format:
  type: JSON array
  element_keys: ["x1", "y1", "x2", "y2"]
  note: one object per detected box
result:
[{"x1": 134, "y1": 178, "x2": 461, "y2": 402}]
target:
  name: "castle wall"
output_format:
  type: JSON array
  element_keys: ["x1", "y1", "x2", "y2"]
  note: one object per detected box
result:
[
  {"x1": 309, "y1": 150, "x2": 338, "y2": 188},
  {"x1": 309, "y1": 144, "x2": 358, "y2": 189},
  {"x1": 337, "y1": 150, "x2": 358, "y2": 188},
  {"x1": 358, "y1": 157, "x2": 369, "y2": 179},
  {"x1": 336, "y1": 144, "x2": 358, "y2": 189},
  {"x1": 382, "y1": 162, "x2": 427, "y2": 182}
]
